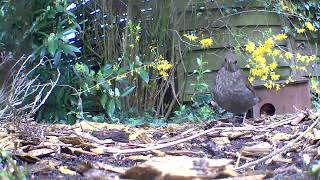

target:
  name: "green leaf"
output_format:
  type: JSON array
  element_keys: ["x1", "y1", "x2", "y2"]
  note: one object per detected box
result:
[
  {"x1": 56, "y1": 4, "x2": 64, "y2": 13},
  {"x1": 107, "y1": 99, "x2": 115, "y2": 117},
  {"x1": 99, "y1": 79, "x2": 110, "y2": 90},
  {"x1": 114, "y1": 88, "x2": 120, "y2": 97},
  {"x1": 62, "y1": 28, "x2": 78, "y2": 36},
  {"x1": 196, "y1": 57, "x2": 202, "y2": 66},
  {"x1": 47, "y1": 34, "x2": 58, "y2": 57},
  {"x1": 138, "y1": 68, "x2": 149, "y2": 83},
  {"x1": 92, "y1": 115, "x2": 105, "y2": 122},
  {"x1": 54, "y1": 48, "x2": 62, "y2": 65},
  {"x1": 62, "y1": 43, "x2": 80, "y2": 57},
  {"x1": 100, "y1": 94, "x2": 108, "y2": 109},
  {"x1": 103, "y1": 64, "x2": 113, "y2": 77},
  {"x1": 115, "y1": 98, "x2": 121, "y2": 110},
  {"x1": 118, "y1": 66, "x2": 129, "y2": 74},
  {"x1": 121, "y1": 86, "x2": 136, "y2": 97}
]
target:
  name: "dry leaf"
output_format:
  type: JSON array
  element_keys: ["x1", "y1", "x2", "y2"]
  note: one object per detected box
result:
[
  {"x1": 166, "y1": 123, "x2": 180, "y2": 134},
  {"x1": 272, "y1": 133, "x2": 292, "y2": 141},
  {"x1": 28, "y1": 148, "x2": 55, "y2": 158},
  {"x1": 126, "y1": 155, "x2": 151, "y2": 161},
  {"x1": 241, "y1": 142, "x2": 272, "y2": 156},
  {"x1": 61, "y1": 146, "x2": 96, "y2": 156},
  {"x1": 15, "y1": 153, "x2": 41, "y2": 163},
  {"x1": 212, "y1": 137, "x2": 231, "y2": 145},
  {"x1": 151, "y1": 150, "x2": 166, "y2": 157},
  {"x1": 137, "y1": 132, "x2": 154, "y2": 144},
  {"x1": 129, "y1": 130, "x2": 145, "y2": 141},
  {"x1": 29, "y1": 160, "x2": 60, "y2": 174},
  {"x1": 58, "y1": 166, "x2": 77, "y2": 176},
  {"x1": 313, "y1": 128, "x2": 320, "y2": 140},
  {"x1": 91, "y1": 147, "x2": 107, "y2": 155},
  {"x1": 122, "y1": 156, "x2": 233, "y2": 180},
  {"x1": 267, "y1": 154, "x2": 292, "y2": 164},
  {"x1": 0, "y1": 136, "x2": 15, "y2": 150},
  {"x1": 291, "y1": 113, "x2": 306, "y2": 125},
  {"x1": 303, "y1": 154, "x2": 311, "y2": 165},
  {"x1": 96, "y1": 162, "x2": 127, "y2": 174},
  {"x1": 59, "y1": 136, "x2": 85, "y2": 145},
  {"x1": 221, "y1": 131, "x2": 252, "y2": 140}
]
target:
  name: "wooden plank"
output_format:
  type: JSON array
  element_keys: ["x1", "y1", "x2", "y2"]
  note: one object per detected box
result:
[
  {"x1": 294, "y1": 33, "x2": 318, "y2": 41},
  {"x1": 182, "y1": 48, "x2": 290, "y2": 72},
  {"x1": 294, "y1": 40, "x2": 319, "y2": 55},
  {"x1": 174, "y1": 0, "x2": 266, "y2": 12},
  {"x1": 180, "y1": 66, "x2": 292, "y2": 95},
  {"x1": 177, "y1": 11, "x2": 282, "y2": 30},
  {"x1": 178, "y1": 26, "x2": 286, "y2": 50}
]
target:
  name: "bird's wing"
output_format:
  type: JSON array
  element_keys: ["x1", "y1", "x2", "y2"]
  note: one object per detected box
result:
[{"x1": 238, "y1": 70, "x2": 256, "y2": 95}]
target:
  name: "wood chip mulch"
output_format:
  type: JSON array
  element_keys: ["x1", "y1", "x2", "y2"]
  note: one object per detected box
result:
[{"x1": 1, "y1": 111, "x2": 319, "y2": 180}]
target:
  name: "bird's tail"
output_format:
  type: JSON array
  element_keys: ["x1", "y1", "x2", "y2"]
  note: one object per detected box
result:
[{"x1": 254, "y1": 96, "x2": 261, "y2": 104}]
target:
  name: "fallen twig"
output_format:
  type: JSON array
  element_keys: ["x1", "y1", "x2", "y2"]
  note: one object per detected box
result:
[
  {"x1": 107, "y1": 125, "x2": 269, "y2": 155},
  {"x1": 107, "y1": 126, "x2": 220, "y2": 155}
]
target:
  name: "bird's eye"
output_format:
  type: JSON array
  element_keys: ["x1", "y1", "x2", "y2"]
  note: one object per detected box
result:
[{"x1": 234, "y1": 60, "x2": 237, "y2": 64}]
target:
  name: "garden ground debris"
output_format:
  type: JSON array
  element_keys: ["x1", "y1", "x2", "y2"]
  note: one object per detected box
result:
[{"x1": 0, "y1": 111, "x2": 319, "y2": 179}]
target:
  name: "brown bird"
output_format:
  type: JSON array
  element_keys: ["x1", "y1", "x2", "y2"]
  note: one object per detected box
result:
[{"x1": 213, "y1": 51, "x2": 260, "y2": 123}]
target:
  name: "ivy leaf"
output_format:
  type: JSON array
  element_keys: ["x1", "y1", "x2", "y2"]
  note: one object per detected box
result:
[
  {"x1": 107, "y1": 99, "x2": 115, "y2": 117},
  {"x1": 121, "y1": 86, "x2": 136, "y2": 97},
  {"x1": 138, "y1": 68, "x2": 149, "y2": 83}
]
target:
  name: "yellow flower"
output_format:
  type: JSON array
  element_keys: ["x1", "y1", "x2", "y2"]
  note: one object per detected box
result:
[
  {"x1": 269, "y1": 61, "x2": 278, "y2": 70},
  {"x1": 245, "y1": 42, "x2": 256, "y2": 53},
  {"x1": 307, "y1": 55, "x2": 317, "y2": 61},
  {"x1": 305, "y1": 22, "x2": 317, "y2": 31},
  {"x1": 296, "y1": 53, "x2": 306, "y2": 62},
  {"x1": 129, "y1": 44, "x2": 135, "y2": 48},
  {"x1": 264, "y1": 38, "x2": 275, "y2": 50},
  {"x1": 285, "y1": 52, "x2": 293, "y2": 59},
  {"x1": 297, "y1": 28, "x2": 305, "y2": 33},
  {"x1": 248, "y1": 76, "x2": 255, "y2": 83},
  {"x1": 155, "y1": 55, "x2": 173, "y2": 80},
  {"x1": 271, "y1": 49, "x2": 281, "y2": 57},
  {"x1": 280, "y1": 0, "x2": 288, "y2": 11},
  {"x1": 271, "y1": 72, "x2": 280, "y2": 81},
  {"x1": 264, "y1": 82, "x2": 273, "y2": 89},
  {"x1": 135, "y1": 36, "x2": 140, "y2": 42},
  {"x1": 261, "y1": 75, "x2": 268, "y2": 81},
  {"x1": 273, "y1": 33, "x2": 288, "y2": 41},
  {"x1": 200, "y1": 38, "x2": 213, "y2": 48},
  {"x1": 96, "y1": 84, "x2": 100, "y2": 90},
  {"x1": 183, "y1": 34, "x2": 199, "y2": 41}
]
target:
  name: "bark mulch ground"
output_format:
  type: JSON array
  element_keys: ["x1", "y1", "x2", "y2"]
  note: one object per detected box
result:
[{"x1": 1, "y1": 111, "x2": 319, "y2": 179}]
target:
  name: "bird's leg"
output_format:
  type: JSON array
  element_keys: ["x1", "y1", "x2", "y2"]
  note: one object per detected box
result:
[
  {"x1": 231, "y1": 114, "x2": 236, "y2": 122},
  {"x1": 242, "y1": 112, "x2": 247, "y2": 124},
  {"x1": 231, "y1": 114, "x2": 241, "y2": 125}
]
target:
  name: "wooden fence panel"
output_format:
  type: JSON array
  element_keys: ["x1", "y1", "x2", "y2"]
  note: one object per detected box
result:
[{"x1": 174, "y1": 2, "x2": 319, "y2": 102}]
